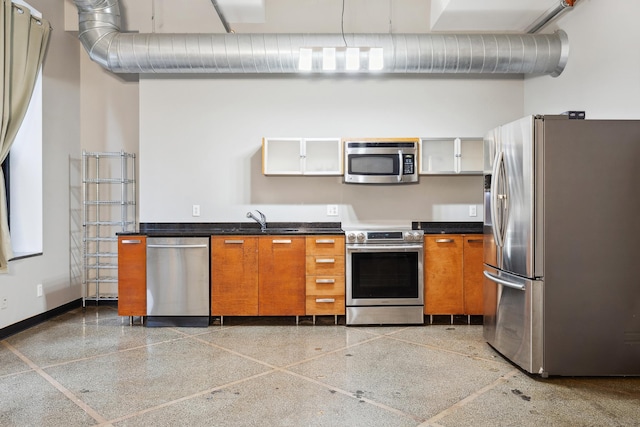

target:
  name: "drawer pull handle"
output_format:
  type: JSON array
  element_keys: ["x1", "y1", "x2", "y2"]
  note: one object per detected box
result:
[
  {"x1": 273, "y1": 239, "x2": 292, "y2": 244},
  {"x1": 316, "y1": 279, "x2": 336, "y2": 284},
  {"x1": 121, "y1": 239, "x2": 141, "y2": 244},
  {"x1": 315, "y1": 298, "x2": 335, "y2": 303},
  {"x1": 467, "y1": 239, "x2": 483, "y2": 243},
  {"x1": 435, "y1": 239, "x2": 454, "y2": 243},
  {"x1": 315, "y1": 239, "x2": 335, "y2": 244},
  {"x1": 316, "y1": 258, "x2": 335, "y2": 264},
  {"x1": 224, "y1": 240, "x2": 244, "y2": 244}
]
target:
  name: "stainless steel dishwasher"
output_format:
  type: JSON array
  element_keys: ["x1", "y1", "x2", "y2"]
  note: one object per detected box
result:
[{"x1": 146, "y1": 237, "x2": 210, "y2": 327}]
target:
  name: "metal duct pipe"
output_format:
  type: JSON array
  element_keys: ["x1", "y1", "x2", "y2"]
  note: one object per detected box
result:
[{"x1": 74, "y1": 0, "x2": 569, "y2": 76}]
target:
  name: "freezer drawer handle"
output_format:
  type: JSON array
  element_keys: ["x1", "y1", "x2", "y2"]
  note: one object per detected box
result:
[
  {"x1": 435, "y1": 239, "x2": 454, "y2": 243},
  {"x1": 224, "y1": 240, "x2": 244, "y2": 244},
  {"x1": 121, "y1": 239, "x2": 141, "y2": 244},
  {"x1": 147, "y1": 244, "x2": 208, "y2": 249},
  {"x1": 483, "y1": 271, "x2": 525, "y2": 291},
  {"x1": 315, "y1": 239, "x2": 335, "y2": 244},
  {"x1": 315, "y1": 298, "x2": 336, "y2": 303},
  {"x1": 316, "y1": 279, "x2": 336, "y2": 284},
  {"x1": 316, "y1": 258, "x2": 335, "y2": 264}
]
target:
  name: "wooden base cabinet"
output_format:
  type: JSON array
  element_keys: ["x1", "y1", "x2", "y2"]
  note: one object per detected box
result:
[
  {"x1": 305, "y1": 236, "x2": 345, "y2": 317},
  {"x1": 424, "y1": 235, "x2": 464, "y2": 314},
  {"x1": 462, "y1": 235, "x2": 484, "y2": 315},
  {"x1": 211, "y1": 235, "x2": 306, "y2": 317},
  {"x1": 424, "y1": 234, "x2": 484, "y2": 316},
  {"x1": 211, "y1": 236, "x2": 259, "y2": 316},
  {"x1": 117, "y1": 235, "x2": 147, "y2": 317},
  {"x1": 258, "y1": 236, "x2": 306, "y2": 315}
]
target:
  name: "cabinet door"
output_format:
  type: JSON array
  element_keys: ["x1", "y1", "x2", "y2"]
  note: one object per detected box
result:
[
  {"x1": 258, "y1": 236, "x2": 306, "y2": 315},
  {"x1": 459, "y1": 138, "x2": 483, "y2": 174},
  {"x1": 424, "y1": 235, "x2": 464, "y2": 314},
  {"x1": 118, "y1": 236, "x2": 146, "y2": 316},
  {"x1": 303, "y1": 138, "x2": 343, "y2": 175},
  {"x1": 420, "y1": 138, "x2": 456, "y2": 174},
  {"x1": 463, "y1": 235, "x2": 484, "y2": 314},
  {"x1": 211, "y1": 236, "x2": 259, "y2": 316},
  {"x1": 262, "y1": 137, "x2": 303, "y2": 175}
]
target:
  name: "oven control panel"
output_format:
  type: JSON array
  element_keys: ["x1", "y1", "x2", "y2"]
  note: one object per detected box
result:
[{"x1": 346, "y1": 230, "x2": 424, "y2": 244}]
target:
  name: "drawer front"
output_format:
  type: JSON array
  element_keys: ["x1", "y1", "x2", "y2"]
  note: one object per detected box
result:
[
  {"x1": 305, "y1": 276, "x2": 345, "y2": 296},
  {"x1": 306, "y1": 255, "x2": 345, "y2": 275},
  {"x1": 305, "y1": 236, "x2": 345, "y2": 256},
  {"x1": 305, "y1": 295, "x2": 345, "y2": 315}
]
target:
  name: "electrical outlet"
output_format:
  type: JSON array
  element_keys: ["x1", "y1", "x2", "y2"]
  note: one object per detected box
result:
[
  {"x1": 37, "y1": 284, "x2": 43, "y2": 297},
  {"x1": 326, "y1": 204, "x2": 339, "y2": 216},
  {"x1": 469, "y1": 205, "x2": 477, "y2": 217},
  {"x1": 1, "y1": 296, "x2": 7, "y2": 310},
  {"x1": 192, "y1": 204, "x2": 201, "y2": 217}
]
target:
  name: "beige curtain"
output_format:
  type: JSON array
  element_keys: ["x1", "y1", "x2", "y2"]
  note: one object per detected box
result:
[{"x1": 0, "y1": 1, "x2": 50, "y2": 272}]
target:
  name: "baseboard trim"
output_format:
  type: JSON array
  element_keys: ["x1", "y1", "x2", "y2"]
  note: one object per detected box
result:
[{"x1": 0, "y1": 298, "x2": 83, "y2": 340}]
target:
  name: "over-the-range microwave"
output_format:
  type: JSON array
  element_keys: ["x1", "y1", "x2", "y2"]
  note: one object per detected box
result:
[{"x1": 343, "y1": 138, "x2": 419, "y2": 184}]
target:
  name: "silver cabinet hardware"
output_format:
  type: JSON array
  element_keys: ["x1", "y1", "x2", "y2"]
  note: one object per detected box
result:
[{"x1": 121, "y1": 239, "x2": 141, "y2": 244}]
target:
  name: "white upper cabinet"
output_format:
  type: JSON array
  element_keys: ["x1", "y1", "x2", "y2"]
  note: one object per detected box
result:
[
  {"x1": 262, "y1": 137, "x2": 342, "y2": 175},
  {"x1": 419, "y1": 137, "x2": 483, "y2": 175}
]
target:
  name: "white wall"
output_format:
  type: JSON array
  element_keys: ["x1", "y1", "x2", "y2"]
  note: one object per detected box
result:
[
  {"x1": 525, "y1": 0, "x2": 640, "y2": 119},
  {"x1": 140, "y1": 76, "x2": 523, "y2": 227},
  {"x1": 0, "y1": 0, "x2": 82, "y2": 330}
]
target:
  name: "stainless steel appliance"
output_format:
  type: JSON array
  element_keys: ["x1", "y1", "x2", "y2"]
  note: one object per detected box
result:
[
  {"x1": 344, "y1": 138, "x2": 419, "y2": 184},
  {"x1": 146, "y1": 237, "x2": 210, "y2": 327},
  {"x1": 484, "y1": 115, "x2": 640, "y2": 376},
  {"x1": 346, "y1": 229, "x2": 424, "y2": 325}
]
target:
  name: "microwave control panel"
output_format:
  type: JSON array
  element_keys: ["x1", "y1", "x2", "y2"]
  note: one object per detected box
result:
[{"x1": 403, "y1": 154, "x2": 415, "y2": 175}]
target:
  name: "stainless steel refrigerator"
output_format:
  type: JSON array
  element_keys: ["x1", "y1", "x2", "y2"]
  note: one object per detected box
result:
[{"x1": 483, "y1": 115, "x2": 640, "y2": 377}]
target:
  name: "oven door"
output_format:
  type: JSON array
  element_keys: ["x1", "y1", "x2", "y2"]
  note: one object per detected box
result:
[{"x1": 346, "y1": 244, "x2": 424, "y2": 306}]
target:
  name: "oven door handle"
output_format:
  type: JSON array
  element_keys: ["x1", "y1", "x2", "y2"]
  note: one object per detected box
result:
[{"x1": 346, "y1": 244, "x2": 424, "y2": 251}]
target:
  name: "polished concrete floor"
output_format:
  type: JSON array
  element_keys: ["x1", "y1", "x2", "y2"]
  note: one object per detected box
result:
[{"x1": 1, "y1": 306, "x2": 639, "y2": 427}]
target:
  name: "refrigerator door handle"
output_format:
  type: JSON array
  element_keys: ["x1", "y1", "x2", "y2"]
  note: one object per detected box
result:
[
  {"x1": 483, "y1": 270, "x2": 525, "y2": 291},
  {"x1": 491, "y1": 151, "x2": 505, "y2": 248}
]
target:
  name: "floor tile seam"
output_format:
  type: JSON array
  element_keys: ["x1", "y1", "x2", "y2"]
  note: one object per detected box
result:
[
  {"x1": 188, "y1": 329, "x2": 385, "y2": 371},
  {"x1": 3, "y1": 340, "x2": 111, "y2": 425},
  {"x1": 189, "y1": 334, "x2": 283, "y2": 370},
  {"x1": 383, "y1": 334, "x2": 508, "y2": 366},
  {"x1": 280, "y1": 334, "x2": 388, "y2": 369},
  {"x1": 281, "y1": 368, "x2": 427, "y2": 424},
  {"x1": 417, "y1": 368, "x2": 521, "y2": 426},
  {"x1": 101, "y1": 369, "x2": 278, "y2": 426},
  {"x1": 37, "y1": 334, "x2": 198, "y2": 371}
]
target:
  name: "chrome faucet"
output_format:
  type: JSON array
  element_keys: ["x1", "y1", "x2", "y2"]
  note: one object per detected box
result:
[{"x1": 246, "y1": 210, "x2": 267, "y2": 232}]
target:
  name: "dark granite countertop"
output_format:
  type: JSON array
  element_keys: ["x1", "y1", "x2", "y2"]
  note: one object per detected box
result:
[
  {"x1": 412, "y1": 221, "x2": 483, "y2": 234},
  {"x1": 118, "y1": 222, "x2": 343, "y2": 237}
]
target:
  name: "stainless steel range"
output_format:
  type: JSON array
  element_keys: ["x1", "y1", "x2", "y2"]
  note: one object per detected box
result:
[{"x1": 345, "y1": 229, "x2": 424, "y2": 325}]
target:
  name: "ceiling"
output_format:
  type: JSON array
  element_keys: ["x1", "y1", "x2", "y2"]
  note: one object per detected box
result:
[{"x1": 214, "y1": 0, "x2": 566, "y2": 33}]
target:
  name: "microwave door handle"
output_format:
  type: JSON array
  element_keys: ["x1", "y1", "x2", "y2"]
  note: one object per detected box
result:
[{"x1": 397, "y1": 150, "x2": 403, "y2": 182}]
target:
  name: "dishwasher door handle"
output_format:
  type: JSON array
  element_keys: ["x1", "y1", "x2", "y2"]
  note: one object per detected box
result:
[{"x1": 147, "y1": 244, "x2": 209, "y2": 249}]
